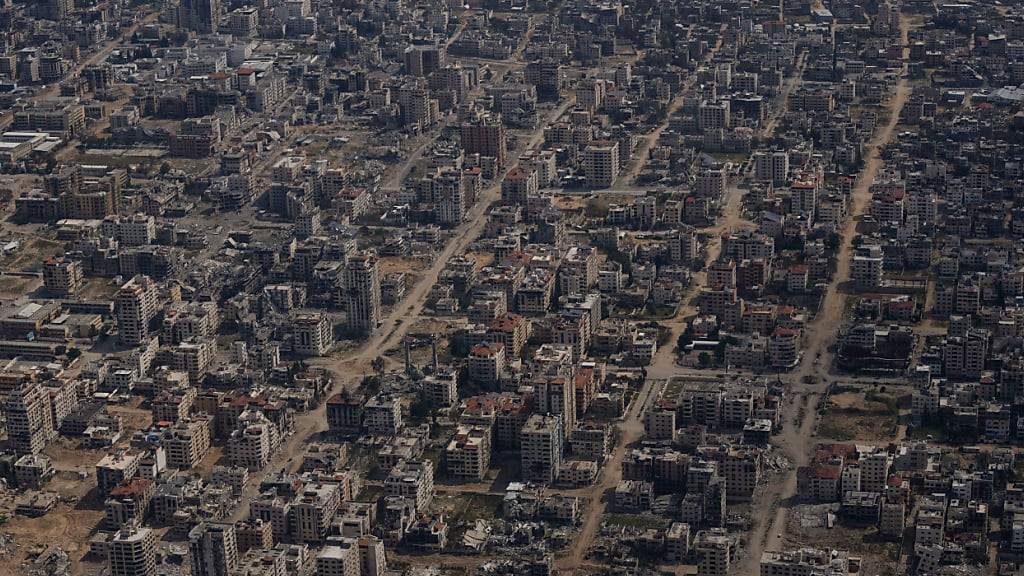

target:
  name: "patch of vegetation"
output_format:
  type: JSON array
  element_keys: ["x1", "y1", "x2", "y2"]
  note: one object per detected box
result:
[
  {"x1": 818, "y1": 419, "x2": 857, "y2": 441},
  {"x1": 453, "y1": 494, "x2": 504, "y2": 524},
  {"x1": 605, "y1": 514, "x2": 669, "y2": 530}
]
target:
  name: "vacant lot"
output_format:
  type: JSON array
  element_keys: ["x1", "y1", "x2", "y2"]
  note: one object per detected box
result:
[
  {"x1": 786, "y1": 509, "x2": 902, "y2": 576},
  {"x1": 817, "y1": 391, "x2": 899, "y2": 441},
  {"x1": 1, "y1": 237, "x2": 63, "y2": 273}
]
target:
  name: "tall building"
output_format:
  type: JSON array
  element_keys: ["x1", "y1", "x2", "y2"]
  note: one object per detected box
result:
[
  {"x1": 520, "y1": 414, "x2": 563, "y2": 483},
  {"x1": 404, "y1": 44, "x2": 446, "y2": 77},
  {"x1": 189, "y1": 522, "x2": 238, "y2": 576},
  {"x1": 501, "y1": 167, "x2": 539, "y2": 206},
  {"x1": 179, "y1": 0, "x2": 221, "y2": 34},
  {"x1": 583, "y1": 141, "x2": 620, "y2": 188},
  {"x1": 108, "y1": 527, "x2": 157, "y2": 576},
  {"x1": 753, "y1": 150, "x2": 789, "y2": 184},
  {"x1": 5, "y1": 382, "x2": 55, "y2": 455},
  {"x1": 43, "y1": 256, "x2": 83, "y2": 296},
  {"x1": 460, "y1": 116, "x2": 507, "y2": 167},
  {"x1": 577, "y1": 78, "x2": 608, "y2": 111},
  {"x1": 358, "y1": 536, "x2": 387, "y2": 576},
  {"x1": 45, "y1": 0, "x2": 73, "y2": 22},
  {"x1": 291, "y1": 312, "x2": 333, "y2": 356},
  {"x1": 851, "y1": 246, "x2": 884, "y2": 289},
  {"x1": 534, "y1": 377, "x2": 576, "y2": 441},
  {"x1": 445, "y1": 424, "x2": 491, "y2": 481},
  {"x1": 344, "y1": 254, "x2": 381, "y2": 336},
  {"x1": 228, "y1": 410, "x2": 281, "y2": 470},
  {"x1": 694, "y1": 529, "x2": 731, "y2": 576},
  {"x1": 115, "y1": 275, "x2": 161, "y2": 346}
]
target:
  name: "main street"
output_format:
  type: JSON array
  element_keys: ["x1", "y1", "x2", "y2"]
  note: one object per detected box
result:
[
  {"x1": 228, "y1": 26, "x2": 581, "y2": 522},
  {"x1": 734, "y1": 13, "x2": 912, "y2": 574}
]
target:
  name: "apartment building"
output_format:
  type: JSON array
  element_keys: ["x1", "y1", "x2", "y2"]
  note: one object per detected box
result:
[
  {"x1": 521, "y1": 414, "x2": 563, "y2": 484},
  {"x1": 107, "y1": 527, "x2": 157, "y2": 576},
  {"x1": 384, "y1": 459, "x2": 434, "y2": 512},
  {"x1": 345, "y1": 254, "x2": 381, "y2": 336},
  {"x1": 115, "y1": 275, "x2": 161, "y2": 346},
  {"x1": 583, "y1": 141, "x2": 620, "y2": 188},
  {"x1": 189, "y1": 522, "x2": 238, "y2": 576},
  {"x1": 445, "y1": 425, "x2": 491, "y2": 481}
]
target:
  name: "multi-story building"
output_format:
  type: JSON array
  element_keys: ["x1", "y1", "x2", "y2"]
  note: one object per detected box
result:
[
  {"x1": 161, "y1": 416, "x2": 213, "y2": 470},
  {"x1": 291, "y1": 312, "x2": 332, "y2": 356},
  {"x1": 467, "y1": 343, "x2": 505, "y2": 388},
  {"x1": 5, "y1": 381, "x2": 55, "y2": 455},
  {"x1": 291, "y1": 482, "x2": 342, "y2": 543},
  {"x1": 12, "y1": 98, "x2": 86, "y2": 139},
  {"x1": 644, "y1": 404, "x2": 677, "y2": 441},
  {"x1": 403, "y1": 44, "x2": 446, "y2": 77},
  {"x1": 326, "y1": 392, "x2": 363, "y2": 436},
  {"x1": 189, "y1": 522, "x2": 238, "y2": 576},
  {"x1": 42, "y1": 257, "x2": 83, "y2": 296},
  {"x1": 445, "y1": 425, "x2": 491, "y2": 481},
  {"x1": 753, "y1": 150, "x2": 789, "y2": 184},
  {"x1": 317, "y1": 538, "x2": 361, "y2": 576},
  {"x1": 501, "y1": 167, "x2": 538, "y2": 206},
  {"x1": 423, "y1": 368, "x2": 458, "y2": 407},
  {"x1": 345, "y1": 254, "x2": 381, "y2": 336},
  {"x1": 384, "y1": 459, "x2": 434, "y2": 511},
  {"x1": 461, "y1": 115, "x2": 507, "y2": 167},
  {"x1": 363, "y1": 394, "x2": 403, "y2": 436},
  {"x1": 852, "y1": 246, "x2": 884, "y2": 290},
  {"x1": 583, "y1": 141, "x2": 620, "y2": 188},
  {"x1": 108, "y1": 527, "x2": 157, "y2": 576},
  {"x1": 228, "y1": 410, "x2": 281, "y2": 470},
  {"x1": 115, "y1": 275, "x2": 161, "y2": 346},
  {"x1": 694, "y1": 529, "x2": 731, "y2": 576},
  {"x1": 357, "y1": 536, "x2": 387, "y2": 576},
  {"x1": 534, "y1": 376, "x2": 576, "y2": 441},
  {"x1": 179, "y1": 0, "x2": 221, "y2": 34},
  {"x1": 521, "y1": 414, "x2": 563, "y2": 484},
  {"x1": 860, "y1": 451, "x2": 892, "y2": 493},
  {"x1": 105, "y1": 478, "x2": 155, "y2": 531},
  {"x1": 97, "y1": 451, "x2": 142, "y2": 494}
]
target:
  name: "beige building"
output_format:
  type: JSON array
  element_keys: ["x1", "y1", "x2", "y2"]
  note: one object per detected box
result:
[
  {"x1": 291, "y1": 482, "x2": 342, "y2": 543},
  {"x1": 228, "y1": 410, "x2": 281, "y2": 471},
  {"x1": 108, "y1": 527, "x2": 157, "y2": 576},
  {"x1": 5, "y1": 381, "x2": 55, "y2": 455},
  {"x1": 358, "y1": 536, "x2": 387, "y2": 576},
  {"x1": 115, "y1": 275, "x2": 161, "y2": 346},
  {"x1": 694, "y1": 529, "x2": 731, "y2": 576},
  {"x1": 344, "y1": 254, "x2": 381, "y2": 336},
  {"x1": 521, "y1": 414, "x2": 563, "y2": 484},
  {"x1": 445, "y1": 425, "x2": 491, "y2": 481},
  {"x1": 292, "y1": 312, "x2": 332, "y2": 356},
  {"x1": 161, "y1": 416, "x2": 212, "y2": 470},
  {"x1": 189, "y1": 522, "x2": 238, "y2": 576},
  {"x1": 384, "y1": 459, "x2": 434, "y2": 512},
  {"x1": 363, "y1": 394, "x2": 403, "y2": 436},
  {"x1": 43, "y1": 257, "x2": 83, "y2": 296},
  {"x1": 316, "y1": 538, "x2": 360, "y2": 576},
  {"x1": 583, "y1": 141, "x2": 619, "y2": 188}
]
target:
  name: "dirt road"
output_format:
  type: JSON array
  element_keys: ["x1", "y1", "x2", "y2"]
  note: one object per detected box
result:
[
  {"x1": 228, "y1": 93, "x2": 579, "y2": 522},
  {"x1": 735, "y1": 14, "x2": 912, "y2": 573}
]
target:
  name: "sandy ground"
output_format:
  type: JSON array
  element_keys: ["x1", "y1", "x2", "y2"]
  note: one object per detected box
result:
[
  {"x1": 738, "y1": 14, "x2": 915, "y2": 574},
  {"x1": 379, "y1": 256, "x2": 429, "y2": 275}
]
